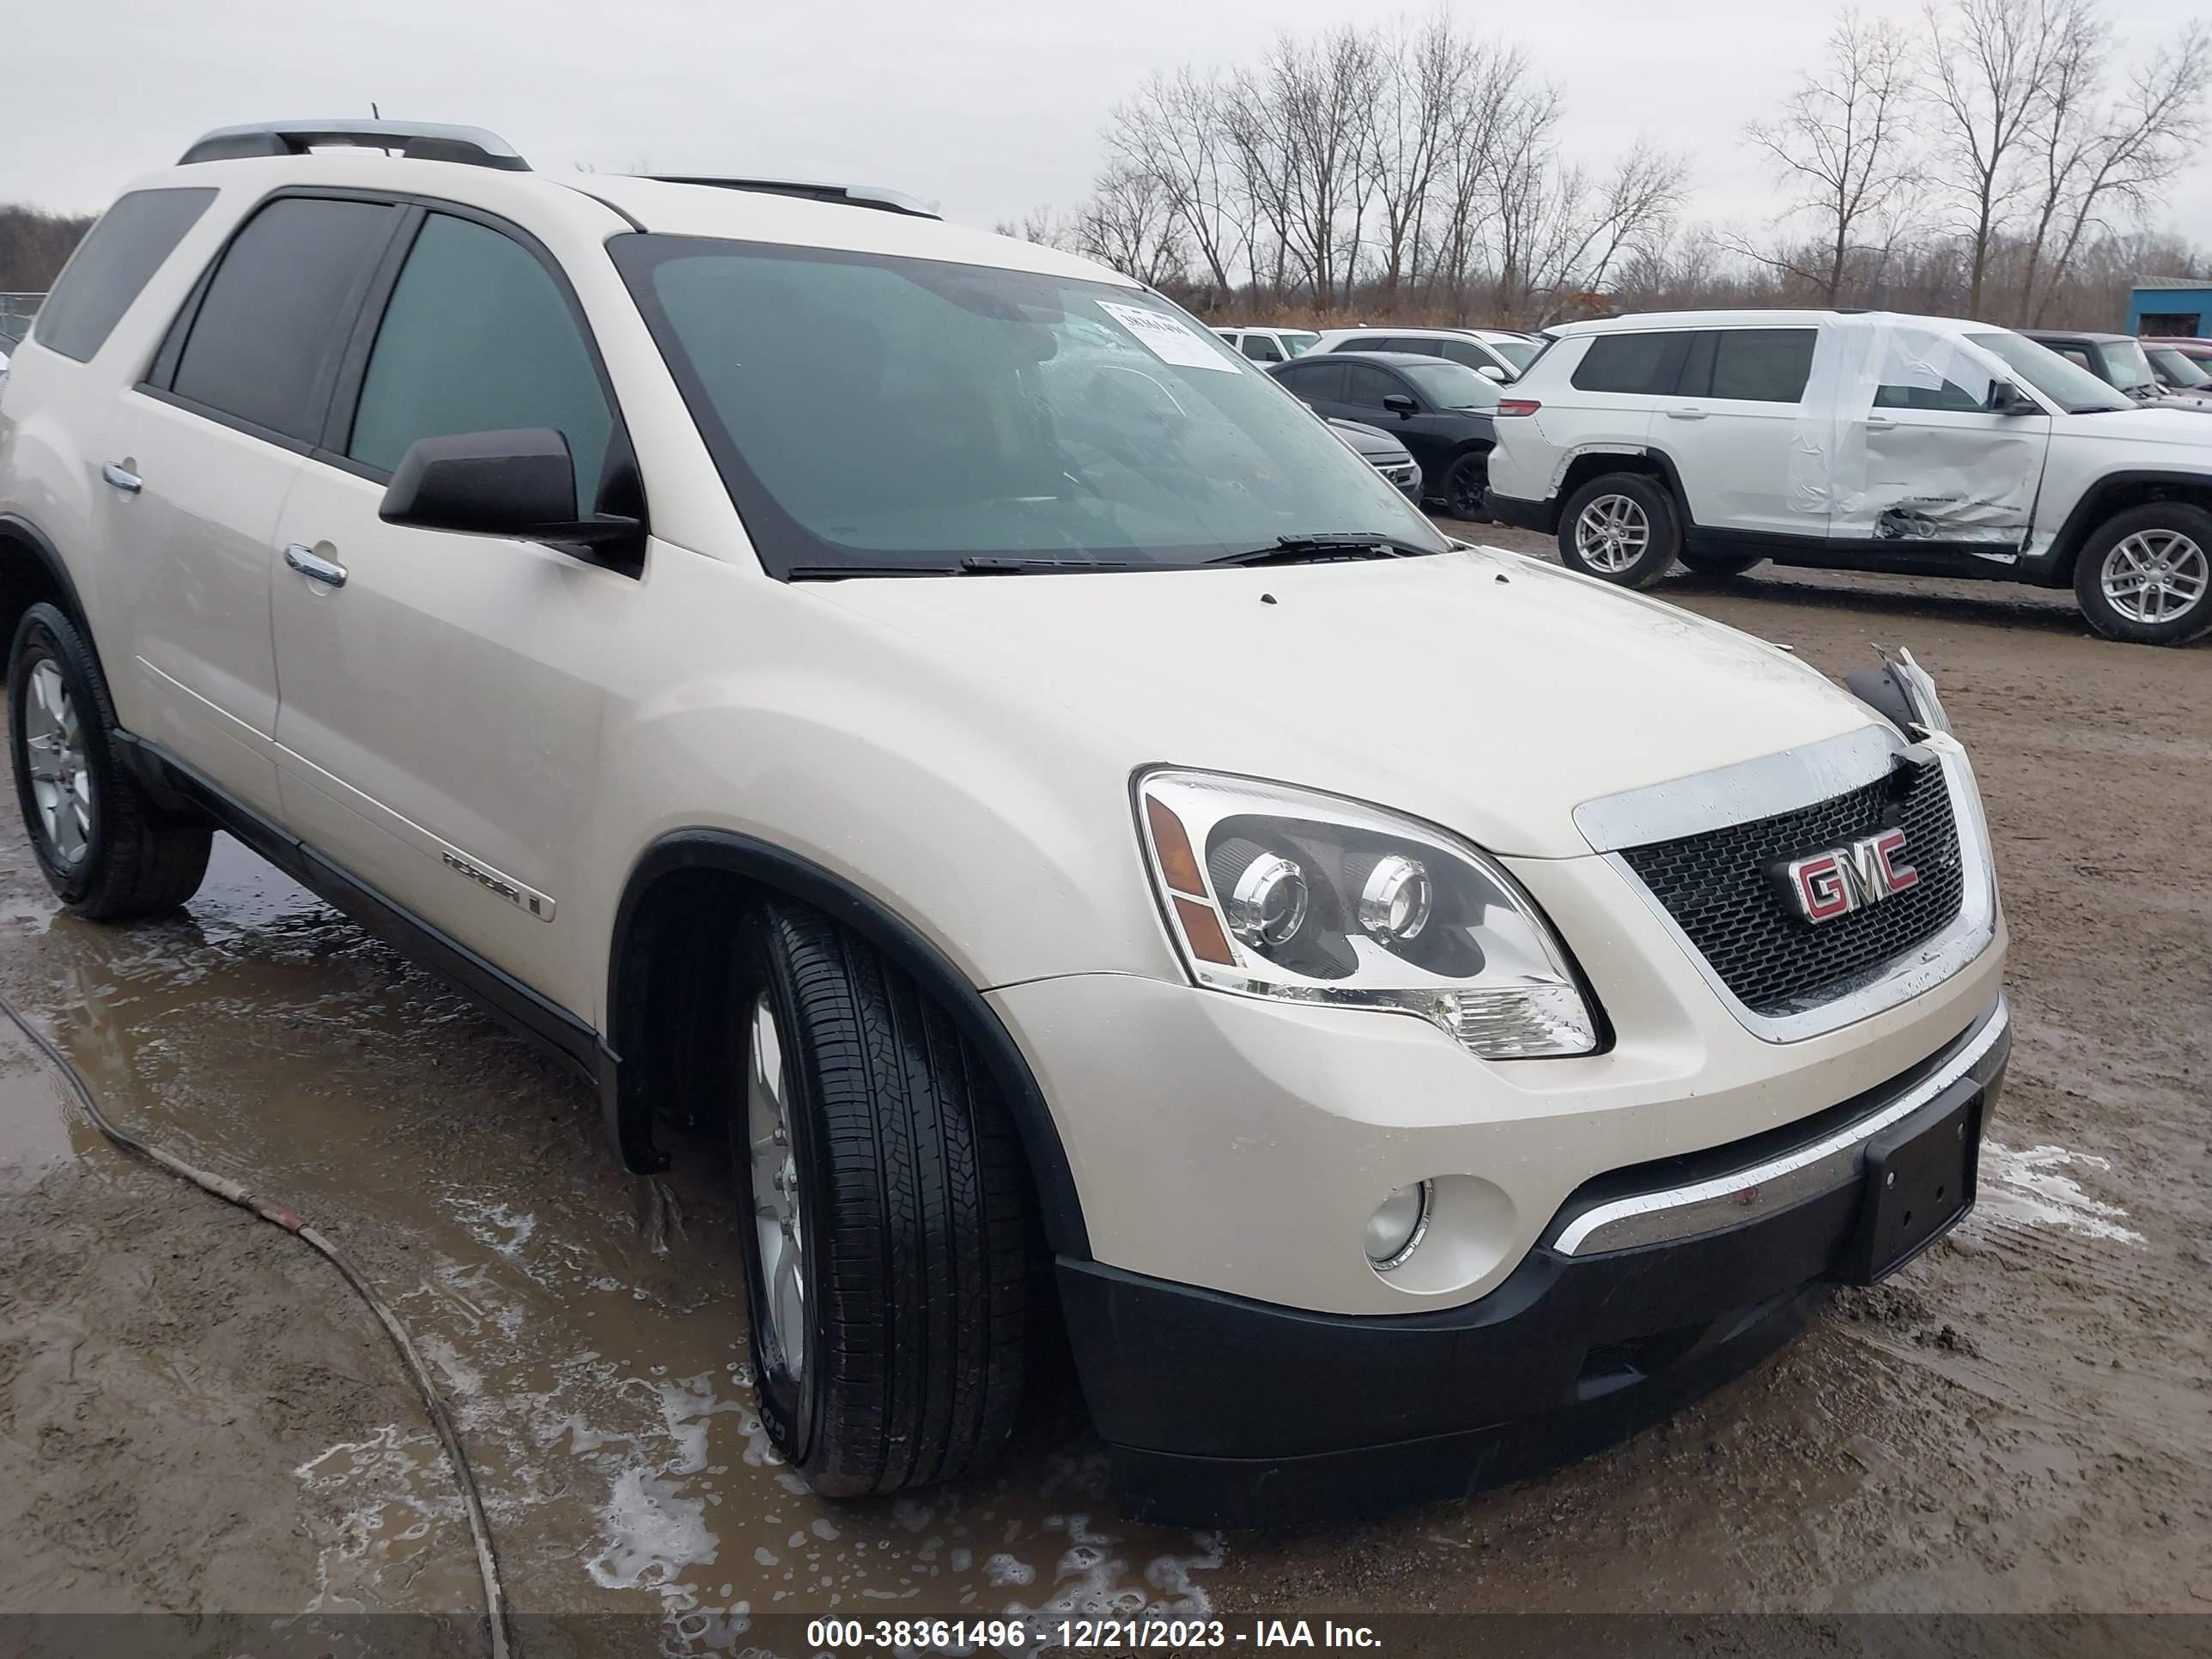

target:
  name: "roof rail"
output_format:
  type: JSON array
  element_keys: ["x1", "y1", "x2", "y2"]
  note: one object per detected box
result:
[
  {"x1": 647, "y1": 176, "x2": 939, "y2": 220},
  {"x1": 178, "y1": 119, "x2": 530, "y2": 172}
]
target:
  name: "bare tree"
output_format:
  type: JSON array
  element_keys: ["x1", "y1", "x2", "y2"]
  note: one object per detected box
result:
[
  {"x1": 1923, "y1": 0, "x2": 2079, "y2": 317},
  {"x1": 1364, "y1": 15, "x2": 1469, "y2": 301},
  {"x1": 2021, "y1": 17, "x2": 2212, "y2": 320},
  {"x1": 1732, "y1": 9, "x2": 1919, "y2": 301},
  {"x1": 1073, "y1": 164, "x2": 1189, "y2": 288},
  {"x1": 1105, "y1": 68, "x2": 1247, "y2": 306}
]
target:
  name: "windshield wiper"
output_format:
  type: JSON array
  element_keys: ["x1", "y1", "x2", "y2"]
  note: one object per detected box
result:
[
  {"x1": 1206, "y1": 533, "x2": 1443, "y2": 568},
  {"x1": 786, "y1": 556, "x2": 1134, "y2": 580}
]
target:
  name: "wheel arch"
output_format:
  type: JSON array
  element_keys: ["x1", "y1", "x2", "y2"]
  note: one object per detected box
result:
[
  {"x1": 0, "y1": 514, "x2": 90, "y2": 654},
  {"x1": 2036, "y1": 471, "x2": 2212, "y2": 587},
  {"x1": 1554, "y1": 447, "x2": 1694, "y2": 525},
  {"x1": 603, "y1": 829, "x2": 1091, "y2": 1259}
]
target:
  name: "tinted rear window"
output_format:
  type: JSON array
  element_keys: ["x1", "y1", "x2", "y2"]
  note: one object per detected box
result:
[
  {"x1": 172, "y1": 197, "x2": 395, "y2": 442},
  {"x1": 1705, "y1": 328, "x2": 1815, "y2": 403},
  {"x1": 1571, "y1": 331, "x2": 1688, "y2": 395},
  {"x1": 33, "y1": 188, "x2": 216, "y2": 364}
]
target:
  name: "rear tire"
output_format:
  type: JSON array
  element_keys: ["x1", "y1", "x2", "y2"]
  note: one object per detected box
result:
[
  {"x1": 1557, "y1": 473, "x2": 1680, "y2": 589},
  {"x1": 730, "y1": 899, "x2": 1026, "y2": 1497},
  {"x1": 8, "y1": 604, "x2": 210, "y2": 919},
  {"x1": 2072, "y1": 503, "x2": 2212, "y2": 645},
  {"x1": 1679, "y1": 549, "x2": 1764, "y2": 578}
]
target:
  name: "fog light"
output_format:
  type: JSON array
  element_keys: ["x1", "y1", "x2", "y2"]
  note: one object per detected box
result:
[{"x1": 1364, "y1": 1180, "x2": 1433, "y2": 1272}]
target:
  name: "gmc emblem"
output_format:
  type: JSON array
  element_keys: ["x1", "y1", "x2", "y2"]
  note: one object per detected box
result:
[{"x1": 1780, "y1": 830, "x2": 1918, "y2": 923}]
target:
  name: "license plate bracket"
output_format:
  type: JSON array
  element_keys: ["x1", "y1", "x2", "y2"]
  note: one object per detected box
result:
[{"x1": 1838, "y1": 1076, "x2": 1982, "y2": 1285}]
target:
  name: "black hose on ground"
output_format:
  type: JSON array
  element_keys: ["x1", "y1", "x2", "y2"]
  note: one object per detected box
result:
[{"x1": 0, "y1": 993, "x2": 513, "y2": 1659}]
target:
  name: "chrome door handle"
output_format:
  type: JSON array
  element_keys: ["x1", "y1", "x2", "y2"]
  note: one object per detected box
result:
[
  {"x1": 1664, "y1": 406, "x2": 1707, "y2": 420},
  {"x1": 1864, "y1": 416, "x2": 1898, "y2": 431},
  {"x1": 100, "y1": 463, "x2": 142, "y2": 494},
  {"x1": 284, "y1": 544, "x2": 348, "y2": 588}
]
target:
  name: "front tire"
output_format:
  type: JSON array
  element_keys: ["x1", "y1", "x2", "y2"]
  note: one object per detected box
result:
[
  {"x1": 1440, "y1": 450, "x2": 1490, "y2": 521},
  {"x1": 2073, "y1": 503, "x2": 2212, "y2": 645},
  {"x1": 8, "y1": 603, "x2": 210, "y2": 919},
  {"x1": 1557, "y1": 473, "x2": 1681, "y2": 588},
  {"x1": 730, "y1": 900, "x2": 1026, "y2": 1497}
]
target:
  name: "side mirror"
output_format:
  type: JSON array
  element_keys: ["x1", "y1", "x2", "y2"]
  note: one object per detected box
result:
[
  {"x1": 1382, "y1": 392, "x2": 1417, "y2": 416},
  {"x1": 380, "y1": 428, "x2": 641, "y2": 548},
  {"x1": 1477, "y1": 364, "x2": 1507, "y2": 382},
  {"x1": 1986, "y1": 380, "x2": 2039, "y2": 416}
]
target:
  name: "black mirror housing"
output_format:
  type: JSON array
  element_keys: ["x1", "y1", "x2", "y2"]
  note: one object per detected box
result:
[
  {"x1": 1382, "y1": 392, "x2": 1416, "y2": 416},
  {"x1": 380, "y1": 428, "x2": 641, "y2": 548}
]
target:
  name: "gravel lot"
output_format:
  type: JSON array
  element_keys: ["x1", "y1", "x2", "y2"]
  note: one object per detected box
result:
[{"x1": 0, "y1": 528, "x2": 2204, "y2": 1646}]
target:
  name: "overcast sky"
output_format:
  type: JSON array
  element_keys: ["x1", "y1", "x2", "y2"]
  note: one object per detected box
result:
[{"x1": 10, "y1": 0, "x2": 2212, "y2": 250}]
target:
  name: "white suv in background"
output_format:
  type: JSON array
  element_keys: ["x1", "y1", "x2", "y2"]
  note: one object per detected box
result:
[
  {"x1": 1312, "y1": 325, "x2": 1534, "y2": 381},
  {"x1": 1211, "y1": 325, "x2": 1319, "y2": 365},
  {"x1": 1484, "y1": 308, "x2": 2212, "y2": 645},
  {"x1": 1, "y1": 125, "x2": 2008, "y2": 1530}
]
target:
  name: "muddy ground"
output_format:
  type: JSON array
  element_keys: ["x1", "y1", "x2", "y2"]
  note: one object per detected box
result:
[{"x1": 0, "y1": 529, "x2": 2205, "y2": 1649}]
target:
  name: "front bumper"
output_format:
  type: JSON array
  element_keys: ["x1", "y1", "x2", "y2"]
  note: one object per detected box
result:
[
  {"x1": 1373, "y1": 456, "x2": 1421, "y2": 498},
  {"x1": 1060, "y1": 998, "x2": 2010, "y2": 1528}
]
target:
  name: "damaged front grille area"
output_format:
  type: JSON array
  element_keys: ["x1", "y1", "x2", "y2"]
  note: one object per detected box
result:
[{"x1": 1618, "y1": 761, "x2": 1967, "y2": 1017}]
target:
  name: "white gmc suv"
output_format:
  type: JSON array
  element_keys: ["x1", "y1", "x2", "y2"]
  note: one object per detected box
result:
[
  {"x1": 0, "y1": 125, "x2": 2008, "y2": 1528},
  {"x1": 1485, "y1": 308, "x2": 2212, "y2": 646}
]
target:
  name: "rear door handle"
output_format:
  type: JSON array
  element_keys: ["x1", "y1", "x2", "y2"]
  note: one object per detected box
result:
[
  {"x1": 284, "y1": 544, "x2": 348, "y2": 588},
  {"x1": 100, "y1": 463, "x2": 142, "y2": 494},
  {"x1": 1664, "y1": 406, "x2": 1707, "y2": 421}
]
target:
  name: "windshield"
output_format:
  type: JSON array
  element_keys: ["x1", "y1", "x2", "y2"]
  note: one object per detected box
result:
[
  {"x1": 1283, "y1": 331, "x2": 1319, "y2": 356},
  {"x1": 1483, "y1": 337, "x2": 1538, "y2": 372},
  {"x1": 1401, "y1": 360, "x2": 1501, "y2": 409},
  {"x1": 1968, "y1": 331, "x2": 2132, "y2": 414},
  {"x1": 613, "y1": 237, "x2": 1442, "y2": 574},
  {"x1": 2099, "y1": 337, "x2": 2158, "y2": 392},
  {"x1": 2146, "y1": 345, "x2": 2212, "y2": 388}
]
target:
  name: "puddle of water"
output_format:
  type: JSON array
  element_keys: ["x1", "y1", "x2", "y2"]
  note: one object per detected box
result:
[
  {"x1": 1971, "y1": 1140, "x2": 2146, "y2": 1244},
  {"x1": 14, "y1": 830, "x2": 1228, "y2": 1638},
  {"x1": 0, "y1": 1022, "x2": 76, "y2": 1190}
]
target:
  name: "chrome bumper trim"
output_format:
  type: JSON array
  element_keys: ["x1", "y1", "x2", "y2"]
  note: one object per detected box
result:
[{"x1": 1553, "y1": 994, "x2": 2008, "y2": 1257}]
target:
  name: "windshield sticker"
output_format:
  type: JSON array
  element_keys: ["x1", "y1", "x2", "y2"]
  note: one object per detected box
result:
[{"x1": 1097, "y1": 301, "x2": 1238, "y2": 373}]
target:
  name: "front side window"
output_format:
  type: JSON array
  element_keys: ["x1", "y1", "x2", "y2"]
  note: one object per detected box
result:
[
  {"x1": 171, "y1": 196, "x2": 397, "y2": 441},
  {"x1": 348, "y1": 214, "x2": 616, "y2": 514},
  {"x1": 1281, "y1": 331, "x2": 1319, "y2": 356},
  {"x1": 1971, "y1": 331, "x2": 2130, "y2": 413},
  {"x1": 35, "y1": 187, "x2": 216, "y2": 364},
  {"x1": 1340, "y1": 363, "x2": 1407, "y2": 408},
  {"x1": 612, "y1": 237, "x2": 1437, "y2": 574},
  {"x1": 1241, "y1": 335, "x2": 1284, "y2": 363},
  {"x1": 1571, "y1": 331, "x2": 1688, "y2": 395}
]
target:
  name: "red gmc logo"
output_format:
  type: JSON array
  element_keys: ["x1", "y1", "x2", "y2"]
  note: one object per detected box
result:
[{"x1": 1783, "y1": 830, "x2": 1918, "y2": 923}]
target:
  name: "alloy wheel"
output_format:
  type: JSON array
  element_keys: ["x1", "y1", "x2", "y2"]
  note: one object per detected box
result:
[
  {"x1": 2101, "y1": 529, "x2": 2209, "y2": 625},
  {"x1": 744, "y1": 992, "x2": 808, "y2": 1384},
  {"x1": 22, "y1": 659, "x2": 91, "y2": 867},
  {"x1": 1574, "y1": 494, "x2": 1650, "y2": 574}
]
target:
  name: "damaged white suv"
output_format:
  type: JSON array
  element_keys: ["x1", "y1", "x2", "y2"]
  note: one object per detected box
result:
[
  {"x1": 1486, "y1": 309, "x2": 2212, "y2": 645},
  {"x1": 0, "y1": 125, "x2": 2008, "y2": 1530}
]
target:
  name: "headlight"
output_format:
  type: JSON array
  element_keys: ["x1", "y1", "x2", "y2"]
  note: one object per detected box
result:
[{"x1": 1136, "y1": 769, "x2": 1599, "y2": 1058}]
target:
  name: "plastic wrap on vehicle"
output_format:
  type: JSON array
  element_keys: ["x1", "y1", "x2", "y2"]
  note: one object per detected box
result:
[{"x1": 1788, "y1": 315, "x2": 2045, "y2": 547}]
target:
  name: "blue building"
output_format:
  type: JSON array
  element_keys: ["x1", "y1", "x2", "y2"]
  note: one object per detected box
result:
[{"x1": 2125, "y1": 279, "x2": 2212, "y2": 337}]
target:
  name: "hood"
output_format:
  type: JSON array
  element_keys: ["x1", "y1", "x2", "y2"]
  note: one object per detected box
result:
[
  {"x1": 1328, "y1": 418, "x2": 1412, "y2": 461},
  {"x1": 811, "y1": 545, "x2": 1879, "y2": 858},
  {"x1": 2057, "y1": 404, "x2": 2212, "y2": 445}
]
